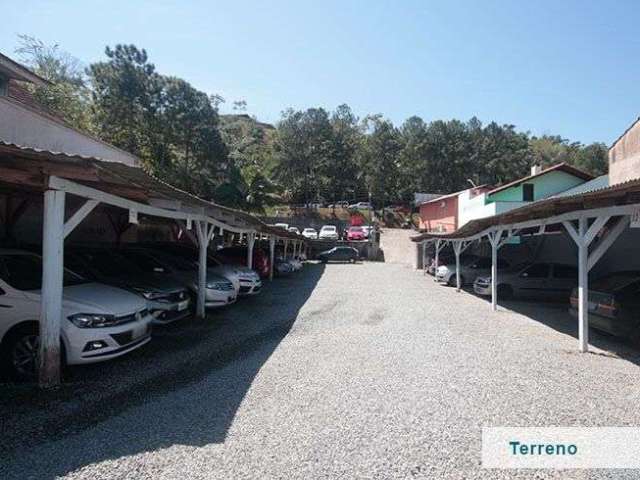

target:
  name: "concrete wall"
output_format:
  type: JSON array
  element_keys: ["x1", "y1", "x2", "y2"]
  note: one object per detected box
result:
[
  {"x1": 610, "y1": 119, "x2": 640, "y2": 186},
  {"x1": 0, "y1": 97, "x2": 139, "y2": 166}
]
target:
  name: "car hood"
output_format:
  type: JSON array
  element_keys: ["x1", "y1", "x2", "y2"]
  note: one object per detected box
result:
[
  {"x1": 26, "y1": 282, "x2": 146, "y2": 316},
  {"x1": 100, "y1": 273, "x2": 186, "y2": 293}
]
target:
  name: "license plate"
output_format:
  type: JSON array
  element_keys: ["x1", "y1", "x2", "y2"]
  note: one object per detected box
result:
[{"x1": 177, "y1": 300, "x2": 189, "y2": 311}]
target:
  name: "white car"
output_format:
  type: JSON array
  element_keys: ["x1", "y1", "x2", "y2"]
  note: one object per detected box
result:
[
  {"x1": 302, "y1": 228, "x2": 318, "y2": 239},
  {"x1": 349, "y1": 202, "x2": 372, "y2": 209},
  {"x1": 274, "y1": 223, "x2": 289, "y2": 230},
  {"x1": 288, "y1": 227, "x2": 300, "y2": 235},
  {"x1": 362, "y1": 226, "x2": 373, "y2": 239},
  {"x1": 0, "y1": 250, "x2": 153, "y2": 380},
  {"x1": 319, "y1": 225, "x2": 340, "y2": 240}
]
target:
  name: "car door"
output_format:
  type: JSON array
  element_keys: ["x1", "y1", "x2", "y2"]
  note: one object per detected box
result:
[
  {"x1": 549, "y1": 264, "x2": 578, "y2": 299},
  {"x1": 515, "y1": 263, "x2": 550, "y2": 298}
]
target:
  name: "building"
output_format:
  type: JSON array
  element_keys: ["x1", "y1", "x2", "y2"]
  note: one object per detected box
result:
[
  {"x1": 0, "y1": 52, "x2": 139, "y2": 166},
  {"x1": 609, "y1": 117, "x2": 640, "y2": 186},
  {"x1": 418, "y1": 189, "x2": 468, "y2": 233},
  {"x1": 457, "y1": 164, "x2": 592, "y2": 228}
]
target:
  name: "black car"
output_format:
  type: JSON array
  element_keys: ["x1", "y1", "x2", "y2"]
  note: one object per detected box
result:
[
  {"x1": 65, "y1": 248, "x2": 192, "y2": 325},
  {"x1": 569, "y1": 271, "x2": 640, "y2": 340},
  {"x1": 317, "y1": 246, "x2": 359, "y2": 263}
]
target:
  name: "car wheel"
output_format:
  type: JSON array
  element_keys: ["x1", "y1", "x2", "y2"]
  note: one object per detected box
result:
[
  {"x1": 349, "y1": 258, "x2": 355, "y2": 264},
  {"x1": 1, "y1": 324, "x2": 40, "y2": 381},
  {"x1": 497, "y1": 284, "x2": 514, "y2": 300}
]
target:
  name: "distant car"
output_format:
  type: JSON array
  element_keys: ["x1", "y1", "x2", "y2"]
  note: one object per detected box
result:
[
  {"x1": 474, "y1": 262, "x2": 578, "y2": 300},
  {"x1": 274, "y1": 223, "x2": 289, "y2": 230},
  {"x1": 328, "y1": 201, "x2": 349, "y2": 208},
  {"x1": 346, "y1": 226, "x2": 367, "y2": 241},
  {"x1": 66, "y1": 249, "x2": 192, "y2": 325},
  {"x1": 288, "y1": 227, "x2": 300, "y2": 235},
  {"x1": 302, "y1": 228, "x2": 318, "y2": 239},
  {"x1": 436, "y1": 256, "x2": 510, "y2": 287},
  {"x1": 349, "y1": 202, "x2": 372, "y2": 209},
  {"x1": 274, "y1": 256, "x2": 294, "y2": 276},
  {"x1": 317, "y1": 247, "x2": 360, "y2": 263},
  {"x1": 0, "y1": 250, "x2": 153, "y2": 380},
  {"x1": 319, "y1": 225, "x2": 339, "y2": 240},
  {"x1": 215, "y1": 245, "x2": 271, "y2": 279},
  {"x1": 361, "y1": 226, "x2": 374, "y2": 239},
  {"x1": 569, "y1": 271, "x2": 640, "y2": 341}
]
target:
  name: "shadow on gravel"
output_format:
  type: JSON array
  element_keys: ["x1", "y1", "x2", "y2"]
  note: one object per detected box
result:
[
  {"x1": 1, "y1": 263, "x2": 325, "y2": 479},
  {"x1": 498, "y1": 299, "x2": 640, "y2": 364}
]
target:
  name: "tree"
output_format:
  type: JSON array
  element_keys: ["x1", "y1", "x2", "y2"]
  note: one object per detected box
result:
[{"x1": 15, "y1": 35, "x2": 93, "y2": 132}]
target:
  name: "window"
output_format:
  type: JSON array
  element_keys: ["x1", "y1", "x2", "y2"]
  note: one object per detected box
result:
[
  {"x1": 1, "y1": 254, "x2": 86, "y2": 291},
  {"x1": 0, "y1": 75, "x2": 7, "y2": 96},
  {"x1": 521, "y1": 263, "x2": 549, "y2": 278},
  {"x1": 523, "y1": 183, "x2": 534, "y2": 201},
  {"x1": 553, "y1": 265, "x2": 577, "y2": 279}
]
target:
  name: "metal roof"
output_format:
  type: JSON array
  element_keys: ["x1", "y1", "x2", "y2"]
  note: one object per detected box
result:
[
  {"x1": 0, "y1": 141, "x2": 304, "y2": 240},
  {"x1": 486, "y1": 163, "x2": 593, "y2": 197}
]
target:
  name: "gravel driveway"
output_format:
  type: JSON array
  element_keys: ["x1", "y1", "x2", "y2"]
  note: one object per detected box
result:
[{"x1": 3, "y1": 262, "x2": 640, "y2": 479}]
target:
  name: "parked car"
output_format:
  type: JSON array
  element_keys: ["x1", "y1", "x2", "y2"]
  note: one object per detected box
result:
[
  {"x1": 139, "y1": 242, "x2": 271, "y2": 279},
  {"x1": 474, "y1": 262, "x2": 578, "y2": 300},
  {"x1": 569, "y1": 271, "x2": 640, "y2": 340},
  {"x1": 274, "y1": 256, "x2": 294, "y2": 276},
  {"x1": 302, "y1": 228, "x2": 318, "y2": 239},
  {"x1": 66, "y1": 249, "x2": 192, "y2": 324},
  {"x1": 436, "y1": 256, "x2": 510, "y2": 287},
  {"x1": 328, "y1": 201, "x2": 349, "y2": 208},
  {"x1": 0, "y1": 250, "x2": 153, "y2": 380},
  {"x1": 288, "y1": 227, "x2": 300, "y2": 235},
  {"x1": 349, "y1": 202, "x2": 372, "y2": 209},
  {"x1": 346, "y1": 226, "x2": 367, "y2": 241},
  {"x1": 215, "y1": 245, "x2": 271, "y2": 278},
  {"x1": 127, "y1": 243, "x2": 262, "y2": 296},
  {"x1": 319, "y1": 225, "x2": 340, "y2": 240},
  {"x1": 361, "y1": 226, "x2": 374, "y2": 239},
  {"x1": 122, "y1": 250, "x2": 239, "y2": 308},
  {"x1": 317, "y1": 246, "x2": 360, "y2": 263},
  {"x1": 274, "y1": 223, "x2": 289, "y2": 230}
]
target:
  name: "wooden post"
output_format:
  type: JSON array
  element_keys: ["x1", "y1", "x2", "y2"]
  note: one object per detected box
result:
[
  {"x1": 195, "y1": 221, "x2": 210, "y2": 319},
  {"x1": 269, "y1": 236, "x2": 276, "y2": 281},
  {"x1": 577, "y1": 217, "x2": 588, "y2": 353},
  {"x1": 434, "y1": 239, "x2": 442, "y2": 281},
  {"x1": 453, "y1": 241, "x2": 462, "y2": 292},
  {"x1": 487, "y1": 229, "x2": 503, "y2": 312},
  {"x1": 39, "y1": 189, "x2": 66, "y2": 388},
  {"x1": 247, "y1": 233, "x2": 255, "y2": 270}
]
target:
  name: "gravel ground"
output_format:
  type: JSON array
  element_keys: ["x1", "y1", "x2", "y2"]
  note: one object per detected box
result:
[{"x1": 3, "y1": 262, "x2": 640, "y2": 479}]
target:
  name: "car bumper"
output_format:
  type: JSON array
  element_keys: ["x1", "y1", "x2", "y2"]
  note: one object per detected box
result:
[
  {"x1": 148, "y1": 298, "x2": 192, "y2": 325},
  {"x1": 435, "y1": 272, "x2": 450, "y2": 283},
  {"x1": 473, "y1": 283, "x2": 492, "y2": 296},
  {"x1": 239, "y1": 279, "x2": 262, "y2": 296},
  {"x1": 65, "y1": 315, "x2": 154, "y2": 365},
  {"x1": 204, "y1": 288, "x2": 237, "y2": 307}
]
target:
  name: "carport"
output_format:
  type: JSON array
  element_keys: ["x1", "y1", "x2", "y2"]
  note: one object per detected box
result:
[
  {"x1": 0, "y1": 142, "x2": 305, "y2": 387},
  {"x1": 413, "y1": 178, "x2": 640, "y2": 354}
]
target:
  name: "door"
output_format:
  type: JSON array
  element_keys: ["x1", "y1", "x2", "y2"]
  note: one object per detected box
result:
[{"x1": 516, "y1": 263, "x2": 550, "y2": 298}]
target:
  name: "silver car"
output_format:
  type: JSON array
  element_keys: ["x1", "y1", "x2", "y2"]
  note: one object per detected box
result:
[
  {"x1": 436, "y1": 256, "x2": 510, "y2": 286},
  {"x1": 474, "y1": 262, "x2": 578, "y2": 300}
]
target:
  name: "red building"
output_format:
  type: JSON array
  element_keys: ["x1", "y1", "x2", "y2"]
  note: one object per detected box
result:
[{"x1": 418, "y1": 191, "x2": 460, "y2": 233}]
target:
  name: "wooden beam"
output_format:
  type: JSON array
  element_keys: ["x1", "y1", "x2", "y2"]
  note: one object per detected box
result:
[{"x1": 63, "y1": 199, "x2": 99, "y2": 238}]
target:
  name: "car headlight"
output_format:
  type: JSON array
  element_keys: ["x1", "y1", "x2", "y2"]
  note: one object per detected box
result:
[{"x1": 68, "y1": 313, "x2": 117, "y2": 328}]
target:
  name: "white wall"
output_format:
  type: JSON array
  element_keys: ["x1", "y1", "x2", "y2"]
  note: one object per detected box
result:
[
  {"x1": 0, "y1": 97, "x2": 139, "y2": 166},
  {"x1": 458, "y1": 190, "x2": 497, "y2": 227}
]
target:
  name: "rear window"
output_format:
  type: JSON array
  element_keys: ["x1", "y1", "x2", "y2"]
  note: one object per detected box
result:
[
  {"x1": 591, "y1": 272, "x2": 640, "y2": 292},
  {"x1": 0, "y1": 254, "x2": 87, "y2": 291}
]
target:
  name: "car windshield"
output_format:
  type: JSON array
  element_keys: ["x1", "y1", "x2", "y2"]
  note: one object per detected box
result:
[
  {"x1": 81, "y1": 251, "x2": 144, "y2": 277},
  {"x1": 120, "y1": 250, "x2": 168, "y2": 272},
  {"x1": 0, "y1": 254, "x2": 88, "y2": 291},
  {"x1": 592, "y1": 271, "x2": 640, "y2": 292},
  {"x1": 349, "y1": 227, "x2": 364, "y2": 232},
  {"x1": 304, "y1": 229, "x2": 315, "y2": 233},
  {"x1": 323, "y1": 226, "x2": 336, "y2": 231}
]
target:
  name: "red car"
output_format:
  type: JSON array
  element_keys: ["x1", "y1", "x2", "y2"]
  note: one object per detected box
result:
[{"x1": 346, "y1": 226, "x2": 367, "y2": 241}]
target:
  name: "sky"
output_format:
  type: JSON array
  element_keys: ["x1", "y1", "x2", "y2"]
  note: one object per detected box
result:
[{"x1": 1, "y1": 0, "x2": 639, "y2": 145}]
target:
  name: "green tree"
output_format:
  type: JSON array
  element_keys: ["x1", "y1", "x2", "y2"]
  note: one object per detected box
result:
[{"x1": 15, "y1": 34, "x2": 93, "y2": 132}]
